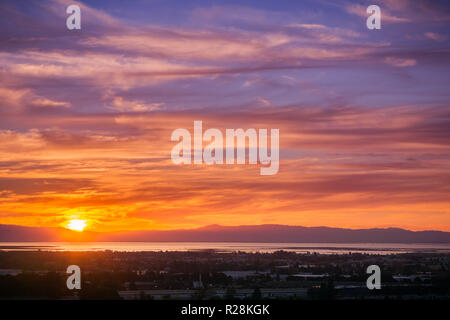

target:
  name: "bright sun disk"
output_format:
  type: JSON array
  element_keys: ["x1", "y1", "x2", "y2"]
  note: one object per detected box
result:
[{"x1": 66, "y1": 219, "x2": 87, "y2": 232}]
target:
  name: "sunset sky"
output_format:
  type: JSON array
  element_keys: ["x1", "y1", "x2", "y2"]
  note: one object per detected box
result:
[{"x1": 0, "y1": 0, "x2": 449, "y2": 232}]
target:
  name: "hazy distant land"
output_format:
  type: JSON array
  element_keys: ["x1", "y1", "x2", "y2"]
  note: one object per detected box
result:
[{"x1": 0, "y1": 224, "x2": 449, "y2": 243}]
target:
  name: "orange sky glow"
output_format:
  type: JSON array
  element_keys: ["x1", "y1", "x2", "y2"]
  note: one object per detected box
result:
[{"x1": 0, "y1": 0, "x2": 449, "y2": 233}]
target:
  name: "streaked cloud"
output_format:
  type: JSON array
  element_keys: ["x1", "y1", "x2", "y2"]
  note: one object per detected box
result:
[
  {"x1": 384, "y1": 57, "x2": 417, "y2": 67},
  {"x1": 0, "y1": 0, "x2": 449, "y2": 232}
]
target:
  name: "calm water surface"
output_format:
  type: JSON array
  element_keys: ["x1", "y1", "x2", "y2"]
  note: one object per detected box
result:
[{"x1": 1, "y1": 242, "x2": 449, "y2": 254}]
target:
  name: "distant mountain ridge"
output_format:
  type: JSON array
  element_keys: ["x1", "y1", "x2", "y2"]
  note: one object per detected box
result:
[{"x1": 1, "y1": 224, "x2": 450, "y2": 243}]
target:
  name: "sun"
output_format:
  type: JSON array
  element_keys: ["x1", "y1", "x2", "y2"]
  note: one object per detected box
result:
[{"x1": 66, "y1": 219, "x2": 87, "y2": 232}]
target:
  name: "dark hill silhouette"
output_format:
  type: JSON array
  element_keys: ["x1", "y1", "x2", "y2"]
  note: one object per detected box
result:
[{"x1": 1, "y1": 224, "x2": 449, "y2": 243}]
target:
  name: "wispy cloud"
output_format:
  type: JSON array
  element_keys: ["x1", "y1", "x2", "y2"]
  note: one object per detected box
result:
[{"x1": 0, "y1": 0, "x2": 449, "y2": 231}]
